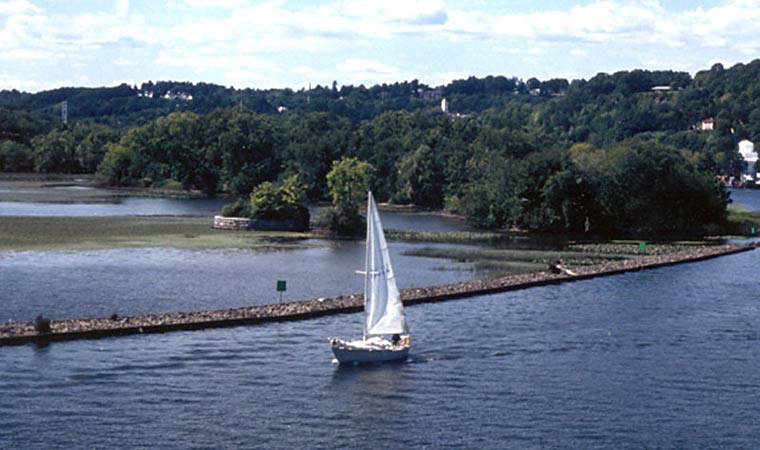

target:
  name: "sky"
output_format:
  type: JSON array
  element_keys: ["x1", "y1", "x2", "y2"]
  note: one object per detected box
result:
[{"x1": 0, "y1": 0, "x2": 759, "y2": 92}]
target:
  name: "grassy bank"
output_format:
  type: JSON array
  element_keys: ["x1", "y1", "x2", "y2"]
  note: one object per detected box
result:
[{"x1": 0, "y1": 216, "x2": 312, "y2": 251}]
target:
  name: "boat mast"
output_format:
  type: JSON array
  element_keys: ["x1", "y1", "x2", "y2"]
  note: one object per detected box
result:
[{"x1": 362, "y1": 191, "x2": 372, "y2": 340}]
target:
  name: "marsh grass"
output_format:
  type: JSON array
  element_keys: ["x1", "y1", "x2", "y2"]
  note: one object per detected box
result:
[
  {"x1": 385, "y1": 229, "x2": 515, "y2": 244},
  {"x1": 400, "y1": 240, "x2": 714, "y2": 277},
  {"x1": 403, "y1": 246, "x2": 632, "y2": 265},
  {"x1": 0, "y1": 216, "x2": 313, "y2": 251},
  {"x1": 726, "y1": 210, "x2": 760, "y2": 236}
]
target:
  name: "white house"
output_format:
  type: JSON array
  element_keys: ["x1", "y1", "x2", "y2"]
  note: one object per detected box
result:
[
  {"x1": 739, "y1": 139, "x2": 757, "y2": 171},
  {"x1": 699, "y1": 117, "x2": 714, "y2": 131}
]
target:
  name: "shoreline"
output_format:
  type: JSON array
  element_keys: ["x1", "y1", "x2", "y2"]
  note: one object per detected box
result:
[{"x1": 1, "y1": 242, "x2": 757, "y2": 347}]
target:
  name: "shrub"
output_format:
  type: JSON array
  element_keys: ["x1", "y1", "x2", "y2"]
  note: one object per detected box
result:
[
  {"x1": 34, "y1": 314, "x2": 51, "y2": 334},
  {"x1": 155, "y1": 179, "x2": 183, "y2": 191},
  {"x1": 248, "y1": 175, "x2": 310, "y2": 226},
  {"x1": 313, "y1": 206, "x2": 364, "y2": 236},
  {"x1": 220, "y1": 198, "x2": 251, "y2": 218}
]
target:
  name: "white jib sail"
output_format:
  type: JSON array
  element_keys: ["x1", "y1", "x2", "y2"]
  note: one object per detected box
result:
[{"x1": 364, "y1": 192, "x2": 409, "y2": 337}]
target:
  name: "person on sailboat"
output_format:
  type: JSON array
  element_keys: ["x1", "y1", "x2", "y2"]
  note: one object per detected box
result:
[{"x1": 391, "y1": 334, "x2": 401, "y2": 345}]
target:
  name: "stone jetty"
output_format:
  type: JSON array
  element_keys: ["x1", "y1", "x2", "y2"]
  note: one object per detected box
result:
[{"x1": 1, "y1": 242, "x2": 757, "y2": 346}]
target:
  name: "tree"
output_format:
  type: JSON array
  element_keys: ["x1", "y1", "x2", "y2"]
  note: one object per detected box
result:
[
  {"x1": 31, "y1": 129, "x2": 80, "y2": 173},
  {"x1": 249, "y1": 175, "x2": 309, "y2": 228},
  {"x1": 277, "y1": 112, "x2": 351, "y2": 200},
  {"x1": 0, "y1": 140, "x2": 34, "y2": 172},
  {"x1": 394, "y1": 144, "x2": 445, "y2": 207},
  {"x1": 96, "y1": 142, "x2": 142, "y2": 186},
  {"x1": 315, "y1": 157, "x2": 374, "y2": 235},
  {"x1": 75, "y1": 124, "x2": 121, "y2": 172},
  {"x1": 597, "y1": 139, "x2": 727, "y2": 235},
  {"x1": 208, "y1": 108, "x2": 277, "y2": 197}
]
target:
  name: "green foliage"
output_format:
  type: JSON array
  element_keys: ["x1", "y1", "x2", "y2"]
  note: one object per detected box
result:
[
  {"x1": 25, "y1": 123, "x2": 120, "y2": 174},
  {"x1": 317, "y1": 157, "x2": 374, "y2": 235},
  {"x1": 0, "y1": 140, "x2": 34, "y2": 172},
  {"x1": 394, "y1": 144, "x2": 445, "y2": 207},
  {"x1": 0, "y1": 108, "x2": 50, "y2": 145},
  {"x1": 207, "y1": 107, "x2": 277, "y2": 197},
  {"x1": 96, "y1": 141, "x2": 141, "y2": 186},
  {"x1": 155, "y1": 179, "x2": 184, "y2": 190},
  {"x1": 74, "y1": 124, "x2": 121, "y2": 172},
  {"x1": 454, "y1": 136, "x2": 726, "y2": 235},
  {"x1": 326, "y1": 157, "x2": 374, "y2": 212},
  {"x1": 31, "y1": 129, "x2": 80, "y2": 173},
  {"x1": 278, "y1": 112, "x2": 352, "y2": 200},
  {"x1": 220, "y1": 198, "x2": 251, "y2": 218},
  {"x1": 5, "y1": 61, "x2": 756, "y2": 237},
  {"x1": 312, "y1": 206, "x2": 365, "y2": 235},
  {"x1": 595, "y1": 139, "x2": 727, "y2": 235},
  {"x1": 249, "y1": 175, "x2": 309, "y2": 225}
]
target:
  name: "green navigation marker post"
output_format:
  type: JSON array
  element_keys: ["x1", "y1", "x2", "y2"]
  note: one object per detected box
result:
[
  {"x1": 277, "y1": 280, "x2": 286, "y2": 302},
  {"x1": 752, "y1": 227, "x2": 756, "y2": 235},
  {"x1": 639, "y1": 242, "x2": 647, "y2": 252}
]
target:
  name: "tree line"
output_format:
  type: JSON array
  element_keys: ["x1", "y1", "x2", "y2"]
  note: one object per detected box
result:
[{"x1": 5, "y1": 60, "x2": 760, "y2": 235}]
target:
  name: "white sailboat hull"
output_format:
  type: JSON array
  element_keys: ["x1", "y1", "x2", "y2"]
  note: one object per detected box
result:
[{"x1": 330, "y1": 337, "x2": 410, "y2": 364}]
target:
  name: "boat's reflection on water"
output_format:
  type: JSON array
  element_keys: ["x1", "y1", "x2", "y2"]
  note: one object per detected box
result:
[{"x1": 328, "y1": 359, "x2": 412, "y2": 421}]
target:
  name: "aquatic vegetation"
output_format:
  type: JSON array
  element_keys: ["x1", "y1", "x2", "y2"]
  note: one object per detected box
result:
[{"x1": 0, "y1": 216, "x2": 314, "y2": 251}]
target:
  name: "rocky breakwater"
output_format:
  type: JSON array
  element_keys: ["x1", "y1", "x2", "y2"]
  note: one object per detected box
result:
[{"x1": 1, "y1": 242, "x2": 758, "y2": 346}]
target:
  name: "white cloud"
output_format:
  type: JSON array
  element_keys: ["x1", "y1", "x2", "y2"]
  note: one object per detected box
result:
[
  {"x1": 183, "y1": 0, "x2": 246, "y2": 8},
  {"x1": 337, "y1": 59, "x2": 396, "y2": 73},
  {"x1": 0, "y1": 0, "x2": 41, "y2": 15},
  {"x1": 155, "y1": 46, "x2": 276, "y2": 80},
  {"x1": 0, "y1": 76, "x2": 41, "y2": 90},
  {"x1": 4, "y1": 0, "x2": 760, "y2": 92},
  {"x1": 427, "y1": 71, "x2": 470, "y2": 87},
  {"x1": 0, "y1": 48, "x2": 58, "y2": 60},
  {"x1": 335, "y1": 58, "x2": 405, "y2": 85},
  {"x1": 116, "y1": 0, "x2": 129, "y2": 17},
  {"x1": 339, "y1": 0, "x2": 448, "y2": 25}
]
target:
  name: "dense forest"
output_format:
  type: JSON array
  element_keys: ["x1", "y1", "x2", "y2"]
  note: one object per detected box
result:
[{"x1": 4, "y1": 60, "x2": 760, "y2": 234}]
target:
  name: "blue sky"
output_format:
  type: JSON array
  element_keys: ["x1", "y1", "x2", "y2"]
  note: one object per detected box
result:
[{"x1": 0, "y1": 0, "x2": 758, "y2": 92}]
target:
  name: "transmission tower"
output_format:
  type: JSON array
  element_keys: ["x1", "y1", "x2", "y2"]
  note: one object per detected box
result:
[{"x1": 61, "y1": 101, "x2": 68, "y2": 124}]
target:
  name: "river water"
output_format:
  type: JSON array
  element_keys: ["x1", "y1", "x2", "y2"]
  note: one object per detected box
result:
[
  {"x1": 2, "y1": 249, "x2": 760, "y2": 449},
  {"x1": 0, "y1": 242, "x2": 483, "y2": 323},
  {"x1": 0, "y1": 193, "x2": 473, "y2": 322},
  {"x1": 2, "y1": 190, "x2": 760, "y2": 448}
]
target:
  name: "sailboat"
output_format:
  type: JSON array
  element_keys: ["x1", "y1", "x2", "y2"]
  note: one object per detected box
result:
[{"x1": 330, "y1": 192, "x2": 411, "y2": 364}]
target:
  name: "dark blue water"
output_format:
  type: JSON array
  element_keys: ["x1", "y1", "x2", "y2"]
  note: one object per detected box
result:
[{"x1": 2, "y1": 248, "x2": 760, "y2": 449}]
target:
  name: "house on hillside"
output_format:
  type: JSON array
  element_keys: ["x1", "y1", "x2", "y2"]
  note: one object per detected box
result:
[
  {"x1": 163, "y1": 91, "x2": 193, "y2": 101},
  {"x1": 698, "y1": 117, "x2": 714, "y2": 131}
]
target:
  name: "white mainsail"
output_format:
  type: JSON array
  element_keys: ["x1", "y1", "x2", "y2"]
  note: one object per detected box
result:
[{"x1": 363, "y1": 192, "x2": 409, "y2": 338}]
